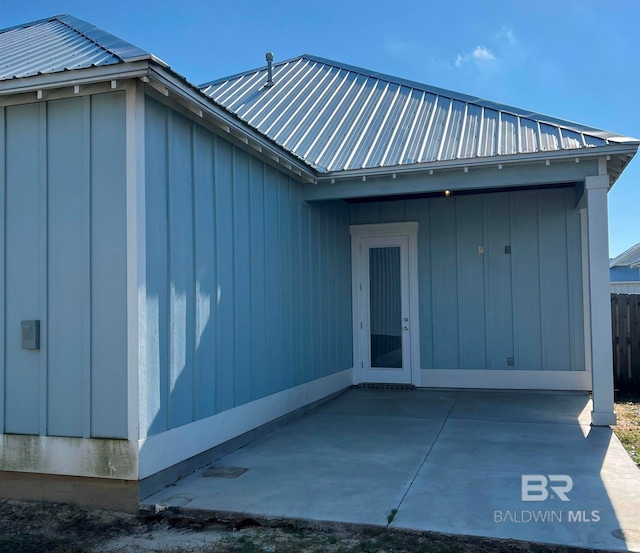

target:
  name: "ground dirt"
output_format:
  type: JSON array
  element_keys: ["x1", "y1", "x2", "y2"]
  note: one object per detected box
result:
[{"x1": 0, "y1": 499, "x2": 607, "y2": 553}]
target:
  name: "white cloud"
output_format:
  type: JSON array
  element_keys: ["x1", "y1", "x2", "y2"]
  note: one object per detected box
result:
[
  {"x1": 454, "y1": 45, "x2": 496, "y2": 68},
  {"x1": 472, "y1": 45, "x2": 496, "y2": 62}
]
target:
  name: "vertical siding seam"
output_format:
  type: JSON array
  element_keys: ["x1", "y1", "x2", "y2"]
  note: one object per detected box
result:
[
  {"x1": 429, "y1": 202, "x2": 438, "y2": 368},
  {"x1": 455, "y1": 199, "x2": 464, "y2": 367},
  {"x1": 0, "y1": 107, "x2": 4, "y2": 433},
  {"x1": 508, "y1": 193, "x2": 518, "y2": 369},
  {"x1": 247, "y1": 158, "x2": 254, "y2": 396},
  {"x1": 190, "y1": 123, "x2": 197, "y2": 422},
  {"x1": 81, "y1": 95, "x2": 92, "y2": 438},
  {"x1": 537, "y1": 191, "x2": 546, "y2": 370},
  {"x1": 480, "y1": 196, "x2": 491, "y2": 369},
  {"x1": 210, "y1": 134, "x2": 218, "y2": 415},
  {"x1": 509, "y1": 192, "x2": 520, "y2": 370},
  {"x1": 165, "y1": 109, "x2": 173, "y2": 429},
  {"x1": 39, "y1": 102, "x2": 48, "y2": 436},
  {"x1": 564, "y1": 189, "x2": 576, "y2": 371},
  {"x1": 261, "y1": 163, "x2": 267, "y2": 394},
  {"x1": 230, "y1": 146, "x2": 237, "y2": 405},
  {"x1": 261, "y1": 163, "x2": 271, "y2": 388},
  {"x1": 484, "y1": 196, "x2": 494, "y2": 369},
  {"x1": 289, "y1": 179, "x2": 296, "y2": 385}
]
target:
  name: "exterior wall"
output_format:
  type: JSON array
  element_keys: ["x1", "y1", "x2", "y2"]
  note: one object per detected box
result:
[
  {"x1": 350, "y1": 187, "x2": 585, "y2": 372},
  {"x1": 610, "y1": 266, "x2": 640, "y2": 282},
  {"x1": 142, "y1": 97, "x2": 352, "y2": 439},
  {"x1": 0, "y1": 93, "x2": 128, "y2": 440}
]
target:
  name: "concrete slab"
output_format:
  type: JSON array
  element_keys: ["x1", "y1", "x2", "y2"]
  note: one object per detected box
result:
[
  {"x1": 143, "y1": 389, "x2": 640, "y2": 552},
  {"x1": 146, "y1": 410, "x2": 445, "y2": 525}
]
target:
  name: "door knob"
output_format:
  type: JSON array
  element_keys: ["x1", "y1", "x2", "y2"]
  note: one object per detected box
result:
[{"x1": 403, "y1": 326, "x2": 409, "y2": 331}]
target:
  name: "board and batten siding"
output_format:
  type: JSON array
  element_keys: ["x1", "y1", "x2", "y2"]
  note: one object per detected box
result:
[
  {"x1": 143, "y1": 98, "x2": 352, "y2": 438},
  {"x1": 350, "y1": 187, "x2": 585, "y2": 372},
  {"x1": 0, "y1": 93, "x2": 128, "y2": 439}
]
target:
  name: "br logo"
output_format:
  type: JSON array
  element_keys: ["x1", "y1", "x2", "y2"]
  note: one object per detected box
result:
[{"x1": 521, "y1": 475, "x2": 573, "y2": 502}]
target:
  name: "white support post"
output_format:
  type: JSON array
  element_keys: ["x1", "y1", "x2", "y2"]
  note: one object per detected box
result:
[{"x1": 585, "y1": 174, "x2": 615, "y2": 426}]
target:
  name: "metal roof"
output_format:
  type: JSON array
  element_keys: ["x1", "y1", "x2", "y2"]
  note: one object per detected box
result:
[
  {"x1": 610, "y1": 243, "x2": 640, "y2": 268},
  {"x1": 201, "y1": 55, "x2": 639, "y2": 174},
  {"x1": 0, "y1": 14, "x2": 153, "y2": 81}
]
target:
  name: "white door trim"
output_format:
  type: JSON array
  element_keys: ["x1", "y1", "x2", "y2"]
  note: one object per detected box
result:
[{"x1": 350, "y1": 222, "x2": 420, "y2": 386}]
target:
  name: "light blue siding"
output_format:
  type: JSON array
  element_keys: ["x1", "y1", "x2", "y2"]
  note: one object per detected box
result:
[
  {"x1": 484, "y1": 194, "x2": 513, "y2": 369},
  {"x1": 193, "y1": 126, "x2": 216, "y2": 421},
  {"x1": 4, "y1": 103, "x2": 41, "y2": 435},
  {"x1": 47, "y1": 98, "x2": 85, "y2": 437},
  {"x1": 1, "y1": 92, "x2": 128, "y2": 438},
  {"x1": 456, "y1": 196, "x2": 486, "y2": 369},
  {"x1": 145, "y1": 98, "x2": 170, "y2": 436},
  {"x1": 351, "y1": 187, "x2": 584, "y2": 372},
  {"x1": 143, "y1": 98, "x2": 352, "y2": 437},
  {"x1": 430, "y1": 198, "x2": 460, "y2": 369},
  {"x1": 168, "y1": 113, "x2": 196, "y2": 428},
  {"x1": 89, "y1": 93, "x2": 127, "y2": 438},
  {"x1": 510, "y1": 192, "x2": 543, "y2": 370}
]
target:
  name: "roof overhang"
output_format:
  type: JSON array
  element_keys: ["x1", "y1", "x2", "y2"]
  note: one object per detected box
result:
[
  {"x1": 302, "y1": 155, "x2": 608, "y2": 202},
  {"x1": 314, "y1": 143, "x2": 638, "y2": 185},
  {"x1": 0, "y1": 61, "x2": 317, "y2": 184}
]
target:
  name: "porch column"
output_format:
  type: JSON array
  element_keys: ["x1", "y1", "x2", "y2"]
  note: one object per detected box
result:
[{"x1": 585, "y1": 175, "x2": 615, "y2": 426}]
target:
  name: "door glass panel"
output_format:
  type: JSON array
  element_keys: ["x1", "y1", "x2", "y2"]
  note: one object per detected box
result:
[{"x1": 369, "y1": 247, "x2": 402, "y2": 368}]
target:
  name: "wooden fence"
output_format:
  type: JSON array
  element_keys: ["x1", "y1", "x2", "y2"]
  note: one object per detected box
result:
[{"x1": 611, "y1": 293, "x2": 640, "y2": 392}]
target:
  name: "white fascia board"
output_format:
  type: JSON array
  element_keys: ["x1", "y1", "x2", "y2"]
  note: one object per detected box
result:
[
  {"x1": 0, "y1": 61, "x2": 151, "y2": 95},
  {"x1": 148, "y1": 65, "x2": 318, "y2": 183},
  {"x1": 317, "y1": 143, "x2": 639, "y2": 183}
]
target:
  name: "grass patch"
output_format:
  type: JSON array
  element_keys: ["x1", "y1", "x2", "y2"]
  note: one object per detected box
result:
[{"x1": 614, "y1": 392, "x2": 640, "y2": 467}]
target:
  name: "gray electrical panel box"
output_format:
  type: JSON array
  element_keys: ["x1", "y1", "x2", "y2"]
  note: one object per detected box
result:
[{"x1": 21, "y1": 320, "x2": 40, "y2": 350}]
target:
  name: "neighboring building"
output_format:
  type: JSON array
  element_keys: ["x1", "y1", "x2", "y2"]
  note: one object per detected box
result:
[
  {"x1": 610, "y1": 243, "x2": 640, "y2": 294},
  {"x1": 0, "y1": 15, "x2": 638, "y2": 510}
]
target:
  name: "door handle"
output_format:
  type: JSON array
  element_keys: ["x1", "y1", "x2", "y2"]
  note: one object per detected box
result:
[{"x1": 403, "y1": 326, "x2": 409, "y2": 331}]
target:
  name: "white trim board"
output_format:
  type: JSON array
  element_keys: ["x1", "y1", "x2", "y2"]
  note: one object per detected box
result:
[
  {"x1": 138, "y1": 368, "x2": 353, "y2": 479},
  {"x1": 420, "y1": 369, "x2": 592, "y2": 391}
]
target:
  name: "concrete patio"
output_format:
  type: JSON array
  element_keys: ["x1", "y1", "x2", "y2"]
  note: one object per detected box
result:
[{"x1": 143, "y1": 389, "x2": 640, "y2": 552}]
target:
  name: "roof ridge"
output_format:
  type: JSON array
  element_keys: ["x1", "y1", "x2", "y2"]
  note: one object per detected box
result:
[
  {"x1": 54, "y1": 15, "x2": 126, "y2": 62},
  {"x1": 54, "y1": 14, "x2": 152, "y2": 63},
  {"x1": 204, "y1": 53, "x2": 637, "y2": 143}
]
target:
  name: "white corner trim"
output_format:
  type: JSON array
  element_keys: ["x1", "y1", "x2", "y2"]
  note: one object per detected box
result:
[
  {"x1": 125, "y1": 80, "x2": 145, "y2": 442},
  {"x1": 0, "y1": 435, "x2": 138, "y2": 480},
  {"x1": 138, "y1": 368, "x2": 353, "y2": 479},
  {"x1": 420, "y1": 369, "x2": 592, "y2": 391}
]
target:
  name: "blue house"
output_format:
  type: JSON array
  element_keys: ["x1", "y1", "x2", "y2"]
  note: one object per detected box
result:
[
  {"x1": 0, "y1": 15, "x2": 638, "y2": 510},
  {"x1": 610, "y1": 243, "x2": 640, "y2": 294}
]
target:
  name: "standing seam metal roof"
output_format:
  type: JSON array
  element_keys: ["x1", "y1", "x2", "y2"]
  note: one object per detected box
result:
[
  {"x1": 201, "y1": 55, "x2": 638, "y2": 173},
  {"x1": 0, "y1": 14, "x2": 152, "y2": 81}
]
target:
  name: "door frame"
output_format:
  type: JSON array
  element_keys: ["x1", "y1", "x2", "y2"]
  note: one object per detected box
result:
[{"x1": 350, "y1": 222, "x2": 421, "y2": 386}]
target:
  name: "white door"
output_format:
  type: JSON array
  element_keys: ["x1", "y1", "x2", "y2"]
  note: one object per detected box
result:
[{"x1": 352, "y1": 227, "x2": 418, "y2": 384}]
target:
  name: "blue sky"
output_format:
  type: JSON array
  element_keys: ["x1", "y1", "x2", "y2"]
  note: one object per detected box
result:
[{"x1": 2, "y1": 0, "x2": 639, "y2": 256}]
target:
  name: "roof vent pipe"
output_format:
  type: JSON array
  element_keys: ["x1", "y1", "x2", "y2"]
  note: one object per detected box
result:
[{"x1": 265, "y1": 52, "x2": 274, "y2": 87}]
